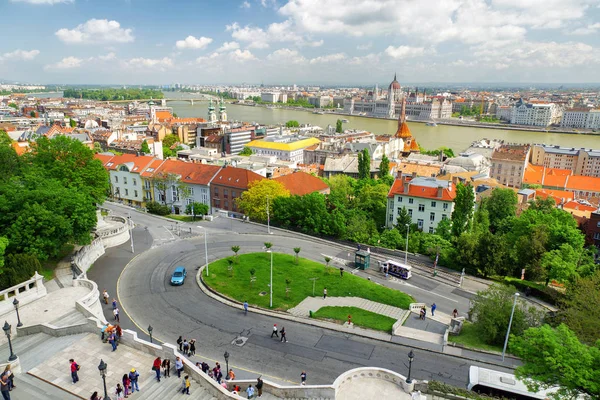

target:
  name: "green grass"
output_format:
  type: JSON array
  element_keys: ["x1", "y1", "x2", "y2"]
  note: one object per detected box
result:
[
  {"x1": 203, "y1": 253, "x2": 414, "y2": 311},
  {"x1": 447, "y1": 322, "x2": 503, "y2": 353},
  {"x1": 40, "y1": 243, "x2": 75, "y2": 281},
  {"x1": 167, "y1": 214, "x2": 195, "y2": 222},
  {"x1": 312, "y1": 306, "x2": 397, "y2": 333}
]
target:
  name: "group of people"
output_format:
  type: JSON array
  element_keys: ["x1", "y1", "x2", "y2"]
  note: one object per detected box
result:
[
  {"x1": 0, "y1": 366, "x2": 15, "y2": 400},
  {"x1": 242, "y1": 377, "x2": 264, "y2": 398},
  {"x1": 176, "y1": 336, "x2": 197, "y2": 357},
  {"x1": 270, "y1": 324, "x2": 288, "y2": 342},
  {"x1": 100, "y1": 323, "x2": 122, "y2": 352}
]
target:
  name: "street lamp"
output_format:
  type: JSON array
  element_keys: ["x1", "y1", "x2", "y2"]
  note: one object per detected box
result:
[
  {"x1": 148, "y1": 325, "x2": 153, "y2": 343},
  {"x1": 404, "y1": 224, "x2": 410, "y2": 265},
  {"x1": 98, "y1": 359, "x2": 111, "y2": 400},
  {"x1": 502, "y1": 293, "x2": 520, "y2": 361},
  {"x1": 406, "y1": 350, "x2": 414, "y2": 384},
  {"x1": 13, "y1": 298, "x2": 22, "y2": 327},
  {"x1": 128, "y1": 214, "x2": 134, "y2": 254},
  {"x1": 224, "y1": 351, "x2": 229, "y2": 378},
  {"x1": 266, "y1": 195, "x2": 272, "y2": 235},
  {"x1": 2, "y1": 321, "x2": 17, "y2": 362},
  {"x1": 197, "y1": 226, "x2": 209, "y2": 277},
  {"x1": 264, "y1": 246, "x2": 273, "y2": 308}
]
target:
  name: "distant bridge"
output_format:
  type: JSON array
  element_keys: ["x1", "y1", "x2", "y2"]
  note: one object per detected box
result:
[{"x1": 104, "y1": 94, "x2": 218, "y2": 106}]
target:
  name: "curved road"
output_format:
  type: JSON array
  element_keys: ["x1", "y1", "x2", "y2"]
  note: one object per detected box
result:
[{"x1": 96, "y1": 203, "x2": 514, "y2": 389}]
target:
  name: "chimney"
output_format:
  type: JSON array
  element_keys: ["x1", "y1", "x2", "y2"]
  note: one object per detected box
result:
[
  {"x1": 448, "y1": 181, "x2": 453, "y2": 191},
  {"x1": 403, "y1": 176, "x2": 409, "y2": 193},
  {"x1": 437, "y1": 187, "x2": 443, "y2": 198},
  {"x1": 412, "y1": 172, "x2": 417, "y2": 179}
]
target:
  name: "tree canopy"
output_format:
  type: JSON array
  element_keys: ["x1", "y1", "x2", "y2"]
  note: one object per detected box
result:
[
  {"x1": 285, "y1": 120, "x2": 299, "y2": 128},
  {"x1": 358, "y1": 149, "x2": 370, "y2": 180},
  {"x1": 450, "y1": 183, "x2": 475, "y2": 237},
  {"x1": 336, "y1": 119, "x2": 343, "y2": 133},
  {"x1": 63, "y1": 88, "x2": 164, "y2": 101},
  {"x1": 236, "y1": 180, "x2": 290, "y2": 222}
]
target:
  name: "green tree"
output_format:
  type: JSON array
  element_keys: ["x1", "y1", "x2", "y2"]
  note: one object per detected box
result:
[
  {"x1": 559, "y1": 272, "x2": 600, "y2": 345},
  {"x1": 293, "y1": 247, "x2": 301, "y2": 264},
  {"x1": 379, "y1": 228, "x2": 404, "y2": 249},
  {"x1": 29, "y1": 110, "x2": 36, "y2": 117},
  {"x1": 231, "y1": 245, "x2": 240, "y2": 262},
  {"x1": 0, "y1": 237, "x2": 8, "y2": 275},
  {"x1": 326, "y1": 175, "x2": 355, "y2": 209},
  {"x1": 476, "y1": 231, "x2": 509, "y2": 277},
  {"x1": 358, "y1": 148, "x2": 370, "y2": 180},
  {"x1": 239, "y1": 147, "x2": 253, "y2": 156},
  {"x1": 435, "y1": 218, "x2": 452, "y2": 241},
  {"x1": 378, "y1": 155, "x2": 390, "y2": 179},
  {"x1": 69, "y1": 118, "x2": 77, "y2": 128},
  {"x1": 541, "y1": 243, "x2": 578, "y2": 286},
  {"x1": 236, "y1": 180, "x2": 289, "y2": 222},
  {"x1": 8, "y1": 103, "x2": 17, "y2": 109},
  {"x1": 354, "y1": 182, "x2": 389, "y2": 229},
  {"x1": 0, "y1": 130, "x2": 12, "y2": 146},
  {"x1": 149, "y1": 173, "x2": 183, "y2": 205},
  {"x1": 451, "y1": 183, "x2": 475, "y2": 237},
  {"x1": 487, "y1": 188, "x2": 518, "y2": 232},
  {"x1": 285, "y1": 120, "x2": 299, "y2": 128},
  {"x1": 273, "y1": 193, "x2": 343, "y2": 237},
  {"x1": 0, "y1": 142, "x2": 21, "y2": 182},
  {"x1": 336, "y1": 119, "x2": 343, "y2": 133},
  {"x1": 185, "y1": 202, "x2": 208, "y2": 217},
  {"x1": 141, "y1": 140, "x2": 150, "y2": 154},
  {"x1": 146, "y1": 201, "x2": 170, "y2": 216},
  {"x1": 470, "y1": 284, "x2": 544, "y2": 346},
  {"x1": 395, "y1": 207, "x2": 412, "y2": 231},
  {"x1": 0, "y1": 253, "x2": 41, "y2": 290},
  {"x1": 510, "y1": 324, "x2": 600, "y2": 399}
]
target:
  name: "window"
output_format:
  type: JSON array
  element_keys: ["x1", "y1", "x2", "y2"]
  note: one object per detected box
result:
[
  {"x1": 125, "y1": 189, "x2": 129, "y2": 196},
  {"x1": 429, "y1": 227, "x2": 434, "y2": 233},
  {"x1": 417, "y1": 219, "x2": 423, "y2": 229},
  {"x1": 398, "y1": 197, "x2": 403, "y2": 203},
  {"x1": 231, "y1": 191, "x2": 236, "y2": 198},
  {"x1": 172, "y1": 186, "x2": 179, "y2": 202},
  {"x1": 430, "y1": 212, "x2": 435, "y2": 221},
  {"x1": 144, "y1": 180, "x2": 151, "y2": 189},
  {"x1": 187, "y1": 198, "x2": 193, "y2": 205},
  {"x1": 594, "y1": 232, "x2": 600, "y2": 240},
  {"x1": 442, "y1": 214, "x2": 448, "y2": 220},
  {"x1": 431, "y1": 201, "x2": 436, "y2": 208},
  {"x1": 134, "y1": 190, "x2": 138, "y2": 197},
  {"x1": 443, "y1": 203, "x2": 449, "y2": 210},
  {"x1": 389, "y1": 214, "x2": 394, "y2": 222},
  {"x1": 224, "y1": 189, "x2": 229, "y2": 199},
  {"x1": 189, "y1": 187, "x2": 194, "y2": 195},
  {"x1": 408, "y1": 209, "x2": 413, "y2": 217},
  {"x1": 133, "y1": 178, "x2": 137, "y2": 186},
  {"x1": 408, "y1": 198, "x2": 414, "y2": 204},
  {"x1": 418, "y1": 204, "x2": 425, "y2": 212},
  {"x1": 224, "y1": 200, "x2": 229, "y2": 208},
  {"x1": 124, "y1": 177, "x2": 128, "y2": 184},
  {"x1": 214, "y1": 187, "x2": 219, "y2": 196},
  {"x1": 114, "y1": 176, "x2": 119, "y2": 183}
]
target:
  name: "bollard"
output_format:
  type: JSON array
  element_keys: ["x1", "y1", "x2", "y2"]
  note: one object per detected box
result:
[{"x1": 309, "y1": 310, "x2": 313, "y2": 318}]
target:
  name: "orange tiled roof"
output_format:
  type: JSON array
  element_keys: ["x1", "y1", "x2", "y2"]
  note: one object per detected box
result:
[
  {"x1": 566, "y1": 175, "x2": 600, "y2": 193},
  {"x1": 140, "y1": 159, "x2": 165, "y2": 177},
  {"x1": 153, "y1": 159, "x2": 221, "y2": 185},
  {"x1": 11, "y1": 141, "x2": 29, "y2": 155},
  {"x1": 535, "y1": 189, "x2": 574, "y2": 204},
  {"x1": 388, "y1": 178, "x2": 456, "y2": 201},
  {"x1": 155, "y1": 111, "x2": 172, "y2": 122},
  {"x1": 212, "y1": 166, "x2": 264, "y2": 190},
  {"x1": 273, "y1": 171, "x2": 329, "y2": 196},
  {"x1": 395, "y1": 122, "x2": 412, "y2": 139},
  {"x1": 410, "y1": 138, "x2": 420, "y2": 151},
  {"x1": 102, "y1": 154, "x2": 156, "y2": 173},
  {"x1": 94, "y1": 153, "x2": 115, "y2": 166},
  {"x1": 563, "y1": 200, "x2": 597, "y2": 212}
]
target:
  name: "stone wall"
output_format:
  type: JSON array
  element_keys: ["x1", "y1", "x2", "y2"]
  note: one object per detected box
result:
[
  {"x1": 0, "y1": 272, "x2": 46, "y2": 316},
  {"x1": 73, "y1": 275, "x2": 105, "y2": 322},
  {"x1": 96, "y1": 215, "x2": 130, "y2": 248},
  {"x1": 72, "y1": 238, "x2": 105, "y2": 274}
]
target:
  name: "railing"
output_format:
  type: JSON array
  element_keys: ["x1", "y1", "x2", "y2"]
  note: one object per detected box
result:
[
  {"x1": 96, "y1": 215, "x2": 128, "y2": 238},
  {"x1": 0, "y1": 272, "x2": 46, "y2": 316},
  {"x1": 71, "y1": 237, "x2": 105, "y2": 274},
  {"x1": 333, "y1": 367, "x2": 412, "y2": 396}
]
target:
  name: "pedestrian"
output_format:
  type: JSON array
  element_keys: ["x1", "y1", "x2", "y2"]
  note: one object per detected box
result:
[
  {"x1": 122, "y1": 374, "x2": 130, "y2": 398},
  {"x1": 271, "y1": 324, "x2": 279, "y2": 338},
  {"x1": 113, "y1": 307, "x2": 120, "y2": 322},
  {"x1": 420, "y1": 307, "x2": 426, "y2": 320},
  {"x1": 300, "y1": 371, "x2": 307, "y2": 386},
  {"x1": 2, "y1": 366, "x2": 14, "y2": 391},
  {"x1": 129, "y1": 368, "x2": 139, "y2": 393},
  {"x1": 431, "y1": 303, "x2": 437, "y2": 316},
  {"x1": 181, "y1": 375, "x2": 190, "y2": 395},
  {"x1": 323, "y1": 287, "x2": 327, "y2": 299},
  {"x1": 175, "y1": 357, "x2": 184, "y2": 378},
  {"x1": 115, "y1": 325, "x2": 123, "y2": 343},
  {"x1": 69, "y1": 359, "x2": 79, "y2": 384},
  {"x1": 215, "y1": 368, "x2": 223, "y2": 384},
  {"x1": 280, "y1": 326, "x2": 288, "y2": 343},
  {"x1": 228, "y1": 369, "x2": 235, "y2": 381},
  {"x1": 162, "y1": 358, "x2": 171, "y2": 378},
  {"x1": 340, "y1": 268, "x2": 344, "y2": 277},
  {"x1": 103, "y1": 290, "x2": 109, "y2": 304},
  {"x1": 220, "y1": 381, "x2": 228, "y2": 390},
  {"x1": 177, "y1": 336, "x2": 183, "y2": 352},
  {"x1": 189, "y1": 339, "x2": 196, "y2": 356},
  {"x1": 153, "y1": 357, "x2": 161, "y2": 382},
  {"x1": 108, "y1": 332, "x2": 117, "y2": 351},
  {"x1": 246, "y1": 385, "x2": 255, "y2": 399},
  {"x1": 243, "y1": 301, "x2": 248, "y2": 315},
  {"x1": 115, "y1": 383, "x2": 124, "y2": 400},
  {"x1": 90, "y1": 391, "x2": 102, "y2": 400},
  {"x1": 256, "y1": 377, "x2": 263, "y2": 398},
  {"x1": 182, "y1": 339, "x2": 189, "y2": 355},
  {"x1": 0, "y1": 375, "x2": 9, "y2": 400},
  {"x1": 452, "y1": 309, "x2": 459, "y2": 318},
  {"x1": 112, "y1": 298, "x2": 118, "y2": 310},
  {"x1": 201, "y1": 362, "x2": 209, "y2": 374}
]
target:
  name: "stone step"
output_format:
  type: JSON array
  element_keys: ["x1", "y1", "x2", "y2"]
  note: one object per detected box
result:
[
  {"x1": 49, "y1": 311, "x2": 88, "y2": 328},
  {"x1": 135, "y1": 372, "x2": 216, "y2": 400},
  {"x1": 17, "y1": 371, "x2": 81, "y2": 400}
]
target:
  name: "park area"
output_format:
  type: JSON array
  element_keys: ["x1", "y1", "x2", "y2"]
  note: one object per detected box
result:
[{"x1": 203, "y1": 252, "x2": 413, "y2": 312}]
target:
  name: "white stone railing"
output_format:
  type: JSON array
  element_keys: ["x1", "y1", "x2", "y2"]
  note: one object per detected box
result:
[
  {"x1": 73, "y1": 274, "x2": 106, "y2": 322},
  {"x1": 72, "y1": 237, "x2": 105, "y2": 274},
  {"x1": 333, "y1": 367, "x2": 413, "y2": 395},
  {"x1": 410, "y1": 303, "x2": 426, "y2": 313},
  {"x1": 0, "y1": 272, "x2": 46, "y2": 316},
  {"x1": 96, "y1": 215, "x2": 129, "y2": 238}
]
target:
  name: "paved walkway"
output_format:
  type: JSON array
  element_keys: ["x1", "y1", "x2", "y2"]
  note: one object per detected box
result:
[
  {"x1": 336, "y1": 376, "x2": 412, "y2": 400},
  {"x1": 288, "y1": 296, "x2": 411, "y2": 322}
]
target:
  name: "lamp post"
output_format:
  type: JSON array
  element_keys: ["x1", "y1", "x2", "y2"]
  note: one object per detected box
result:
[
  {"x1": 502, "y1": 293, "x2": 520, "y2": 362},
  {"x1": 148, "y1": 325, "x2": 153, "y2": 343},
  {"x1": 128, "y1": 213, "x2": 134, "y2": 254},
  {"x1": 406, "y1": 350, "x2": 414, "y2": 384},
  {"x1": 266, "y1": 195, "x2": 272, "y2": 235},
  {"x1": 404, "y1": 224, "x2": 410, "y2": 265},
  {"x1": 197, "y1": 226, "x2": 209, "y2": 277},
  {"x1": 98, "y1": 359, "x2": 111, "y2": 400},
  {"x1": 224, "y1": 351, "x2": 229, "y2": 378},
  {"x1": 13, "y1": 298, "x2": 22, "y2": 327},
  {"x1": 264, "y1": 244, "x2": 273, "y2": 308},
  {"x1": 2, "y1": 321, "x2": 17, "y2": 361}
]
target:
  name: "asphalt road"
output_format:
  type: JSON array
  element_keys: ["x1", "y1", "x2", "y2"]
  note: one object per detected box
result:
[{"x1": 92, "y1": 203, "x2": 514, "y2": 388}]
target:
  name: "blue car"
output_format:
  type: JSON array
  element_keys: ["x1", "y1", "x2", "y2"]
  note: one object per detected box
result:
[{"x1": 170, "y1": 266, "x2": 187, "y2": 285}]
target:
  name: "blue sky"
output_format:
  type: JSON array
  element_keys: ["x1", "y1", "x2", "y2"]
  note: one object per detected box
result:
[{"x1": 1, "y1": 0, "x2": 599, "y2": 85}]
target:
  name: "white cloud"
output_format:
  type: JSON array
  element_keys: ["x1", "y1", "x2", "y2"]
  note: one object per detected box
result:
[
  {"x1": 56, "y1": 19, "x2": 134, "y2": 44},
  {"x1": 306, "y1": 39, "x2": 324, "y2": 47},
  {"x1": 569, "y1": 22, "x2": 600, "y2": 35},
  {"x1": 196, "y1": 52, "x2": 221, "y2": 63},
  {"x1": 384, "y1": 45, "x2": 426, "y2": 59},
  {"x1": 125, "y1": 57, "x2": 174, "y2": 70},
  {"x1": 240, "y1": 1, "x2": 251, "y2": 8},
  {"x1": 216, "y1": 41, "x2": 240, "y2": 52},
  {"x1": 348, "y1": 53, "x2": 380, "y2": 65},
  {"x1": 98, "y1": 52, "x2": 116, "y2": 61},
  {"x1": 10, "y1": 0, "x2": 72, "y2": 4},
  {"x1": 226, "y1": 19, "x2": 323, "y2": 48},
  {"x1": 44, "y1": 56, "x2": 83, "y2": 70},
  {"x1": 267, "y1": 48, "x2": 306, "y2": 63},
  {"x1": 175, "y1": 35, "x2": 213, "y2": 50},
  {"x1": 0, "y1": 49, "x2": 40, "y2": 61},
  {"x1": 229, "y1": 49, "x2": 257, "y2": 61},
  {"x1": 309, "y1": 52, "x2": 346, "y2": 64},
  {"x1": 357, "y1": 43, "x2": 372, "y2": 50}
]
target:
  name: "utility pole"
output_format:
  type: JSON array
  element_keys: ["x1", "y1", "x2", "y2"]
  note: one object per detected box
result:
[{"x1": 128, "y1": 213, "x2": 134, "y2": 254}]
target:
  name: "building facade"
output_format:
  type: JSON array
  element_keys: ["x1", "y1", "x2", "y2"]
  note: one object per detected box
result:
[
  {"x1": 210, "y1": 166, "x2": 264, "y2": 216},
  {"x1": 246, "y1": 136, "x2": 320, "y2": 163},
  {"x1": 490, "y1": 144, "x2": 531, "y2": 188},
  {"x1": 560, "y1": 108, "x2": 600, "y2": 129},
  {"x1": 510, "y1": 100, "x2": 561, "y2": 127},
  {"x1": 530, "y1": 144, "x2": 600, "y2": 178}
]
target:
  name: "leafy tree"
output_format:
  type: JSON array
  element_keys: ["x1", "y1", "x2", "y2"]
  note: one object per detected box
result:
[
  {"x1": 419, "y1": 147, "x2": 455, "y2": 158},
  {"x1": 0, "y1": 237, "x2": 8, "y2": 275},
  {"x1": 0, "y1": 253, "x2": 41, "y2": 290},
  {"x1": 239, "y1": 147, "x2": 253, "y2": 156},
  {"x1": 345, "y1": 212, "x2": 378, "y2": 244},
  {"x1": 0, "y1": 143, "x2": 20, "y2": 182},
  {"x1": 541, "y1": 243, "x2": 578, "y2": 285},
  {"x1": 231, "y1": 245, "x2": 240, "y2": 262},
  {"x1": 185, "y1": 202, "x2": 208, "y2": 216},
  {"x1": 236, "y1": 180, "x2": 289, "y2": 222},
  {"x1": 272, "y1": 193, "x2": 342, "y2": 237},
  {"x1": 395, "y1": 207, "x2": 412, "y2": 230},
  {"x1": 454, "y1": 232, "x2": 480, "y2": 273},
  {"x1": 8, "y1": 103, "x2": 17, "y2": 109},
  {"x1": 379, "y1": 228, "x2": 404, "y2": 249},
  {"x1": 336, "y1": 119, "x2": 343, "y2": 133},
  {"x1": 173, "y1": 112, "x2": 178, "y2": 118},
  {"x1": 293, "y1": 247, "x2": 301, "y2": 264},
  {"x1": 30, "y1": 110, "x2": 36, "y2": 118},
  {"x1": 559, "y1": 272, "x2": 600, "y2": 345},
  {"x1": 146, "y1": 201, "x2": 170, "y2": 216},
  {"x1": 358, "y1": 148, "x2": 370, "y2": 180},
  {"x1": 378, "y1": 155, "x2": 390, "y2": 179},
  {"x1": 0, "y1": 130, "x2": 12, "y2": 146},
  {"x1": 486, "y1": 188, "x2": 517, "y2": 232},
  {"x1": 326, "y1": 175, "x2": 355, "y2": 209},
  {"x1": 149, "y1": 172, "x2": 183, "y2": 205},
  {"x1": 510, "y1": 324, "x2": 600, "y2": 399},
  {"x1": 476, "y1": 231, "x2": 509, "y2": 277},
  {"x1": 451, "y1": 183, "x2": 475, "y2": 237},
  {"x1": 140, "y1": 140, "x2": 150, "y2": 154},
  {"x1": 435, "y1": 218, "x2": 452, "y2": 241},
  {"x1": 285, "y1": 120, "x2": 299, "y2": 128},
  {"x1": 63, "y1": 88, "x2": 164, "y2": 101},
  {"x1": 354, "y1": 182, "x2": 389, "y2": 229},
  {"x1": 528, "y1": 196, "x2": 556, "y2": 213},
  {"x1": 324, "y1": 256, "x2": 331, "y2": 267},
  {"x1": 470, "y1": 284, "x2": 544, "y2": 346}
]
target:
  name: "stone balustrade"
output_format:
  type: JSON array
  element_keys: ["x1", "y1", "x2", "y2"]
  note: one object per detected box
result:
[{"x1": 0, "y1": 272, "x2": 46, "y2": 316}]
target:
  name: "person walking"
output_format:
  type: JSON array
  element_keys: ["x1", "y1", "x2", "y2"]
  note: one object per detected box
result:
[
  {"x1": 69, "y1": 359, "x2": 79, "y2": 384},
  {"x1": 215, "y1": 368, "x2": 223, "y2": 384},
  {"x1": 115, "y1": 383, "x2": 124, "y2": 400},
  {"x1": 280, "y1": 326, "x2": 288, "y2": 343},
  {"x1": 122, "y1": 374, "x2": 130, "y2": 398},
  {"x1": 323, "y1": 287, "x2": 327, "y2": 299},
  {"x1": 227, "y1": 369, "x2": 235, "y2": 381},
  {"x1": 90, "y1": 391, "x2": 102, "y2": 400},
  {"x1": 270, "y1": 324, "x2": 279, "y2": 338},
  {"x1": 189, "y1": 339, "x2": 196, "y2": 356},
  {"x1": 431, "y1": 303, "x2": 437, "y2": 316},
  {"x1": 300, "y1": 371, "x2": 307, "y2": 386},
  {"x1": 420, "y1": 306, "x2": 426, "y2": 320},
  {"x1": 112, "y1": 298, "x2": 117, "y2": 310},
  {"x1": 243, "y1": 301, "x2": 248, "y2": 315},
  {"x1": 177, "y1": 336, "x2": 183, "y2": 352},
  {"x1": 108, "y1": 331, "x2": 117, "y2": 351},
  {"x1": 256, "y1": 377, "x2": 263, "y2": 398},
  {"x1": 2, "y1": 366, "x2": 14, "y2": 391},
  {"x1": 175, "y1": 357, "x2": 184, "y2": 378},
  {"x1": 129, "y1": 368, "x2": 139, "y2": 393},
  {"x1": 152, "y1": 357, "x2": 162, "y2": 382},
  {"x1": 452, "y1": 309, "x2": 459, "y2": 318},
  {"x1": 113, "y1": 307, "x2": 120, "y2": 322},
  {"x1": 162, "y1": 358, "x2": 171, "y2": 378},
  {"x1": 103, "y1": 290, "x2": 109, "y2": 304},
  {"x1": 182, "y1": 339, "x2": 189, "y2": 355},
  {"x1": 246, "y1": 385, "x2": 255, "y2": 399},
  {"x1": 0, "y1": 375, "x2": 9, "y2": 400},
  {"x1": 181, "y1": 375, "x2": 191, "y2": 395}
]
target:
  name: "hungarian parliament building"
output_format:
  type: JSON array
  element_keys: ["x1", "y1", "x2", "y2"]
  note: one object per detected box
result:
[{"x1": 344, "y1": 74, "x2": 453, "y2": 120}]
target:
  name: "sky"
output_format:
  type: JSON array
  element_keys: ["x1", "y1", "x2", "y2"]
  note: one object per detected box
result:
[{"x1": 0, "y1": 0, "x2": 600, "y2": 85}]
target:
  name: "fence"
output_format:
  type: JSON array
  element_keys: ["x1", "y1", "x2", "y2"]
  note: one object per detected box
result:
[{"x1": 0, "y1": 272, "x2": 46, "y2": 316}]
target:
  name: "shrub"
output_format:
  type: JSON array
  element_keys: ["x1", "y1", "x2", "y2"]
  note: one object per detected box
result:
[
  {"x1": 0, "y1": 253, "x2": 41, "y2": 290},
  {"x1": 503, "y1": 277, "x2": 563, "y2": 306},
  {"x1": 146, "y1": 201, "x2": 170, "y2": 216}
]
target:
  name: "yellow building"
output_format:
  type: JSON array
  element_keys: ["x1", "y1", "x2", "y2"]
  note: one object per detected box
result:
[{"x1": 246, "y1": 137, "x2": 320, "y2": 164}]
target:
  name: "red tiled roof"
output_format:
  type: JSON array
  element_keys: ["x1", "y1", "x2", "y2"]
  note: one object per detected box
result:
[
  {"x1": 388, "y1": 178, "x2": 456, "y2": 201},
  {"x1": 102, "y1": 154, "x2": 155, "y2": 173},
  {"x1": 535, "y1": 189, "x2": 574, "y2": 204},
  {"x1": 153, "y1": 159, "x2": 221, "y2": 185},
  {"x1": 212, "y1": 166, "x2": 264, "y2": 189},
  {"x1": 563, "y1": 201, "x2": 597, "y2": 212},
  {"x1": 273, "y1": 172, "x2": 329, "y2": 196},
  {"x1": 94, "y1": 153, "x2": 115, "y2": 166},
  {"x1": 140, "y1": 159, "x2": 165, "y2": 177},
  {"x1": 566, "y1": 175, "x2": 600, "y2": 193}
]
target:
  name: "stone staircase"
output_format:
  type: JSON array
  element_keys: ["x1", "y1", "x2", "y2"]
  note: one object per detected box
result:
[
  {"x1": 19, "y1": 372, "x2": 81, "y2": 399},
  {"x1": 133, "y1": 372, "x2": 218, "y2": 400},
  {"x1": 49, "y1": 311, "x2": 89, "y2": 327}
]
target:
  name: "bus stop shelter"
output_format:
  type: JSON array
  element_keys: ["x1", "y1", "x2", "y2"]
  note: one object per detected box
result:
[{"x1": 354, "y1": 250, "x2": 371, "y2": 270}]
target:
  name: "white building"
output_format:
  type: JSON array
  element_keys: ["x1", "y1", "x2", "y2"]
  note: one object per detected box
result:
[
  {"x1": 226, "y1": 126, "x2": 256, "y2": 155},
  {"x1": 560, "y1": 108, "x2": 600, "y2": 130},
  {"x1": 246, "y1": 136, "x2": 321, "y2": 163},
  {"x1": 510, "y1": 100, "x2": 561, "y2": 127},
  {"x1": 102, "y1": 154, "x2": 156, "y2": 207},
  {"x1": 261, "y1": 92, "x2": 281, "y2": 103},
  {"x1": 446, "y1": 152, "x2": 490, "y2": 175},
  {"x1": 386, "y1": 176, "x2": 457, "y2": 233}
]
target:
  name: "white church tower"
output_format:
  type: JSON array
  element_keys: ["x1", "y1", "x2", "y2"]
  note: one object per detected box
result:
[
  {"x1": 219, "y1": 98, "x2": 227, "y2": 122},
  {"x1": 208, "y1": 99, "x2": 217, "y2": 123}
]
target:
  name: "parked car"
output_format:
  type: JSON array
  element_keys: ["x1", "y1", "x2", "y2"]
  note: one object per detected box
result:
[{"x1": 170, "y1": 266, "x2": 187, "y2": 285}]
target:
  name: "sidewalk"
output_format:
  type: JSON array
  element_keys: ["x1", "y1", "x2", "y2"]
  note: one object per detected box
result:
[{"x1": 288, "y1": 296, "x2": 411, "y2": 321}]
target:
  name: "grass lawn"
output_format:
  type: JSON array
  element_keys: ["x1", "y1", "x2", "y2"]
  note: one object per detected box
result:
[
  {"x1": 203, "y1": 253, "x2": 414, "y2": 311},
  {"x1": 448, "y1": 322, "x2": 503, "y2": 353},
  {"x1": 167, "y1": 214, "x2": 196, "y2": 222},
  {"x1": 312, "y1": 306, "x2": 397, "y2": 333},
  {"x1": 40, "y1": 243, "x2": 75, "y2": 281}
]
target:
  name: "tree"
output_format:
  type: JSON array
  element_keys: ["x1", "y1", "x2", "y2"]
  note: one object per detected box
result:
[
  {"x1": 487, "y1": 188, "x2": 518, "y2": 232},
  {"x1": 470, "y1": 284, "x2": 544, "y2": 346},
  {"x1": 149, "y1": 172, "x2": 182, "y2": 205},
  {"x1": 435, "y1": 218, "x2": 452, "y2": 241},
  {"x1": 560, "y1": 272, "x2": 600, "y2": 345},
  {"x1": 0, "y1": 142, "x2": 20, "y2": 182},
  {"x1": 264, "y1": 242, "x2": 272, "y2": 251},
  {"x1": 0, "y1": 253, "x2": 41, "y2": 290},
  {"x1": 7, "y1": 103, "x2": 17, "y2": 109},
  {"x1": 141, "y1": 140, "x2": 151, "y2": 154},
  {"x1": 231, "y1": 245, "x2": 240, "y2": 263},
  {"x1": 336, "y1": 119, "x2": 343, "y2": 133},
  {"x1": 326, "y1": 175, "x2": 355, "y2": 209},
  {"x1": 285, "y1": 120, "x2": 299, "y2": 128},
  {"x1": 475, "y1": 231, "x2": 509, "y2": 277},
  {"x1": 0, "y1": 237, "x2": 8, "y2": 275},
  {"x1": 324, "y1": 256, "x2": 331, "y2": 268},
  {"x1": 285, "y1": 279, "x2": 292, "y2": 298},
  {"x1": 358, "y1": 148, "x2": 370, "y2": 180},
  {"x1": 378, "y1": 155, "x2": 390, "y2": 179},
  {"x1": 146, "y1": 201, "x2": 170, "y2": 215},
  {"x1": 510, "y1": 324, "x2": 600, "y2": 399},
  {"x1": 173, "y1": 112, "x2": 178, "y2": 118},
  {"x1": 236, "y1": 180, "x2": 289, "y2": 223},
  {"x1": 239, "y1": 147, "x2": 253, "y2": 156},
  {"x1": 541, "y1": 243, "x2": 578, "y2": 285},
  {"x1": 451, "y1": 183, "x2": 475, "y2": 237},
  {"x1": 249, "y1": 268, "x2": 256, "y2": 287},
  {"x1": 185, "y1": 202, "x2": 208, "y2": 217},
  {"x1": 354, "y1": 182, "x2": 389, "y2": 229},
  {"x1": 30, "y1": 110, "x2": 36, "y2": 118},
  {"x1": 395, "y1": 207, "x2": 412, "y2": 231},
  {"x1": 293, "y1": 247, "x2": 301, "y2": 264}
]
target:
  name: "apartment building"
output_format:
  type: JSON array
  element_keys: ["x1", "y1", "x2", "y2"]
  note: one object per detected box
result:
[
  {"x1": 490, "y1": 144, "x2": 531, "y2": 188},
  {"x1": 510, "y1": 100, "x2": 561, "y2": 127},
  {"x1": 530, "y1": 144, "x2": 600, "y2": 178},
  {"x1": 210, "y1": 166, "x2": 264, "y2": 217},
  {"x1": 560, "y1": 108, "x2": 600, "y2": 130}
]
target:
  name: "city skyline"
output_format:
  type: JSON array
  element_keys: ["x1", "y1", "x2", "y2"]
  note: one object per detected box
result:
[{"x1": 1, "y1": 0, "x2": 600, "y2": 84}]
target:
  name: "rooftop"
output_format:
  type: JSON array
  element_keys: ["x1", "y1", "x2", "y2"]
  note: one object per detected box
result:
[
  {"x1": 273, "y1": 171, "x2": 329, "y2": 196},
  {"x1": 247, "y1": 136, "x2": 320, "y2": 152},
  {"x1": 491, "y1": 144, "x2": 530, "y2": 162},
  {"x1": 388, "y1": 177, "x2": 456, "y2": 201}
]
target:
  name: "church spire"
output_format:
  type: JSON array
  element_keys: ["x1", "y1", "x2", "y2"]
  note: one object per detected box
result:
[
  {"x1": 394, "y1": 72, "x2": 397, "y2": 81},
  {"x1": 398, "y1": 94, "x2": 406, "y2": 128}
]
